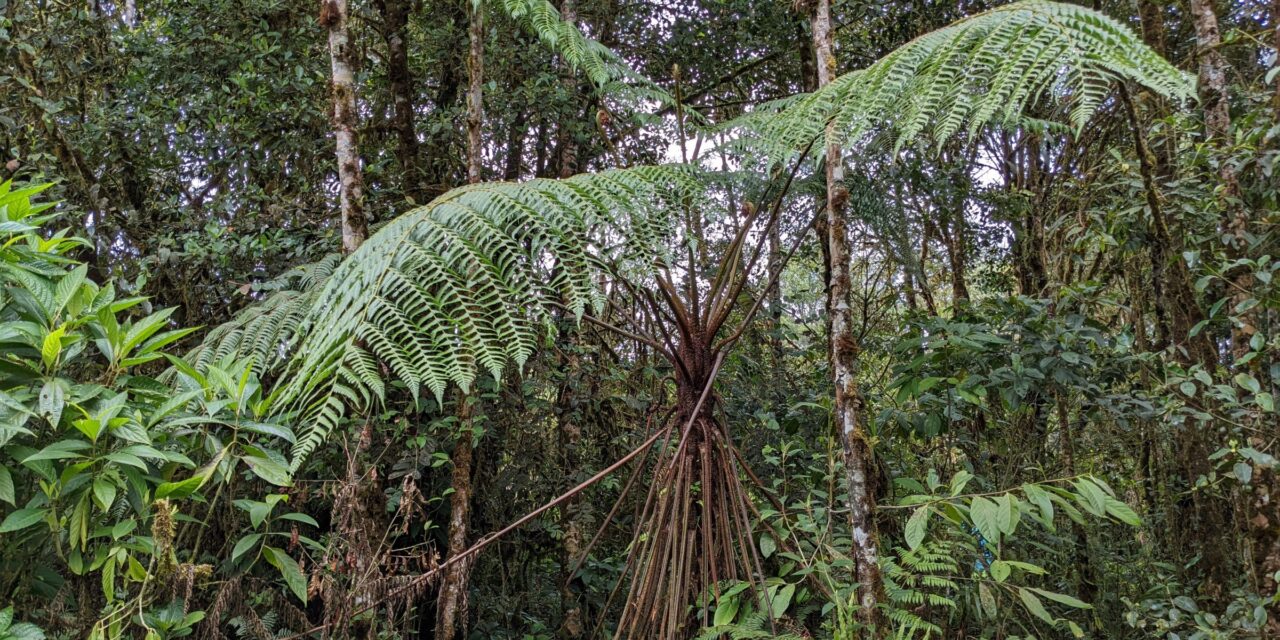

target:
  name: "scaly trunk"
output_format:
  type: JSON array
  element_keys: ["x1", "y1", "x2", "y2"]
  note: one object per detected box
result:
[
  {"x1": 1118, "y1": 85, "x2": 1213, "y2": 364},
  {"x1": 935, "y1": 212, "x2": 969, "y2": 307},
  {"x1": 1136, "y1": 0, "x2": 1167, "y2": 58},
  {"x1": 810, "y1": 0, "x2": 885, "y2": 630},
  {"x1": 376, "y1": 0, "x2": 425, "y2": 203},
  {"x1": 321, "y1": 0, "x2": 367, "y2": 253}
]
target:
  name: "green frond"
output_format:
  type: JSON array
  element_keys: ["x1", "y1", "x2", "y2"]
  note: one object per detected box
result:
[
  {"x1": 184, "y1": 254, "x2": 342, "y2": 374},
  {"x1": 736, "y1": 0, "x2": 1193, "y2": 159},
  {"x1": 279, "y1": 165, "x2": 700, "y2": 469},
  {"x1": 497, "y1": 0, "x2": 672, "y2": 107}
]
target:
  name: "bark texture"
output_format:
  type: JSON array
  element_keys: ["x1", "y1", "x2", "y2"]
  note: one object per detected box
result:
[
  {"x1": 465, "y1": 0, "x2": 485, "y2": 184},
  {"x1": 321, "y1": 0, "x2": 367, "y2": 253},
  {"x1": 435, "y1": 7, "x2": 488, "y2": 635},
  {"x1": 809, "y1": 0, "x2": 884, "y2": 630},
  {"x1": 1188, "y1": 0, "x2": 1248, "y2": 600},
  {"x1": 376, "y1": 0, "x2": 425, "y2": 203},
  {"x1": 556, "y1": 0, "x2": 580, "y2": 179},
  {"x1": 435, "y1": 397, "x2": 476, "y2": 640}
]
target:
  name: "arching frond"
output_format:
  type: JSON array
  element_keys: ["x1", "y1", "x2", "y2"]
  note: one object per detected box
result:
[
  {"x1": 185, "y1": 254, "x2": 342, "y2": 374},
  {"x1": 278, "y1": 165, "x2": 700, "y2": 468},
  {"x1": 738, "y1": 0, "x2": 1194, "y2": 158}
]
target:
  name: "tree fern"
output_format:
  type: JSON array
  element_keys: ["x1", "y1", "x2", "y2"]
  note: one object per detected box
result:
[
  {"x1": 234, "y1": 2, "x2": 1192, "y2": 478},
  {"x1": 278, "y1": 165, "x2": 701, "y2": 468},
  {"x1": 735, "y1": 0, "x2": 1194, "y2": 159}
]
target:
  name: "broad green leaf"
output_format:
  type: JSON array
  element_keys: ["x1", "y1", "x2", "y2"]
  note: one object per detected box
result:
[
  {"x1": 1072, "y1": 478, "x2": 1107, "y2": 516},
  {"x1": 996, "y1": 493, "x2": 1020, "y2": 535},
  {"x1": 101, "y1": 556, "x2": 116, "y2": 602},
  {"x1": 0, "y1": 466, "x2": 13, "y2": 505},
  {"x1": 950, "y1": 469, "x2": 973, "y2": 496},
  {"x1": 92, "y1": 479, "x2": 117, "y2": 511},
  {"x1": 1103, "y1": 497, "x2": 1142, "y2": 526},
  {"x1": 154, "y1": 476, "x2": 204, "y2": 500},
  {"x1": 713, "y1": 594, "x2": 739, "y2": 626},
  {"x1": 41, "y1": 325, "x2": 66, "y2": 370},
  {"x1": 1256, "y1": 392, "x2": 1274, "y2": 413},
  {"x1": 759, "y1": 533, "x2": 776, "y2": 559},
  {"x1": 970, "y1": 496, "x2": 1001, "y2": 545},
  {"x1": 231, "y1": 533, "x2": 263, "y2": 562},
  {"x1": 1234, "y1": 462, "x2": 1253, "y2": 485},
  {"x1": 770, "y1": 583, "x2": 795, "y2": 619},
  {"x1": 242, "y1": 453, "x2": 291, "y2": 487},
  {"x1": 905, "y1": 506, "x2": 930, "y2": 550},
  {"x1": 990, "y1": 559, "x2": 1011, "y2": 582},
  {"x1": 263, "y1": 546, "x2": 307, "y2": 603},
  {"x1": 1022, "y1": 483, "x2": 1054, "y2": 529},
  {"x1": 37, "y1": 380, "x2": 65, "y2": 427},
  {"x1": 0, "y1": 507, "x2": 47, "y2": 533},
  {"x1": 278, "y1": 513, "x2": 320, "y2": 527},
  {"x1": 1028, "y1": 587, "x2": 1091, "y2": 609},
  {"x1": 1234, "y1": 372, "x2": 1261, "y2": 394},
  {"x1": 978, "y1": 582, "x2": 997, "y2": 619},
  {"x1": 22, "y1": 440, "x2": 90, "y2": 463},
  {"x1": 1017, "y1": 587, "x2": 1055, "y2": 624}
]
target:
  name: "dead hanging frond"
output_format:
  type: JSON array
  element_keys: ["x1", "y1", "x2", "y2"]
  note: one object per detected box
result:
[
  {"x1": 269, "y1": 590, "x2": 314, "y2": 635},
  {"x1": 198, "y1": 576, "x2": 243, "y2": 640},
  {"x1": 238, "y1": 608, "x2": 275, "y2": 640},
  {"x1": 318, "y1": 423, "x2": 392, "y2": 638}
]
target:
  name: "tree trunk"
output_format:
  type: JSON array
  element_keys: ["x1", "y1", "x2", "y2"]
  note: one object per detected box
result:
[
  {"x1": 321, "y1": 0, "x2": 367, "y2": 253},
  {"x1": 1118, "y1": 85, "x2": 1213, "y2": 364},
  {"x1": 434, "y1": 6, "x2": 487, "y2": 636},
  {"x1": 556, "y1": 0, "x2": 580, "y2": 179},
  {"x1": 435, "y1": 395, "x2": 476, "y2": 640},
  {"x1": 768, "y1": 212, "x2": 785, "y2": 407},
  {"x1": 810, "y1": 0, "x2": 885, "y2": 631},
  {"x1": 1136, "y1": 0, "x2": 1167, "y2": 58},
  {"x1": 1274, "y1": 0, "x2": 1280, "y2": 110},
  {"x1": 465, "y1": 0, "x2": 485, "y2": 184},
  {"x1": 1056, "y1": 395, "x2": 1098, "y2": 609},
  {"x1": 556, "y1": 330, "x2": 587, "y2": 638},
  {"x1": 376, "y1": 0, "x2": 425, "y2": 204},
  {"x1": 933, "y1": 213, "x2": 969, "y2": 307},
  {"x1": 1190, "y1": 0, "x2": 1252, "y2": 358},
  {"x1": 504, "y1": 110, "x2": 528, "y2": 181}
]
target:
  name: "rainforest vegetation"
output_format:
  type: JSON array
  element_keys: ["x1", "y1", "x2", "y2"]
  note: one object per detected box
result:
[{"x1": 1, "y1": 0, "x2": 1278, "y2": 637}]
